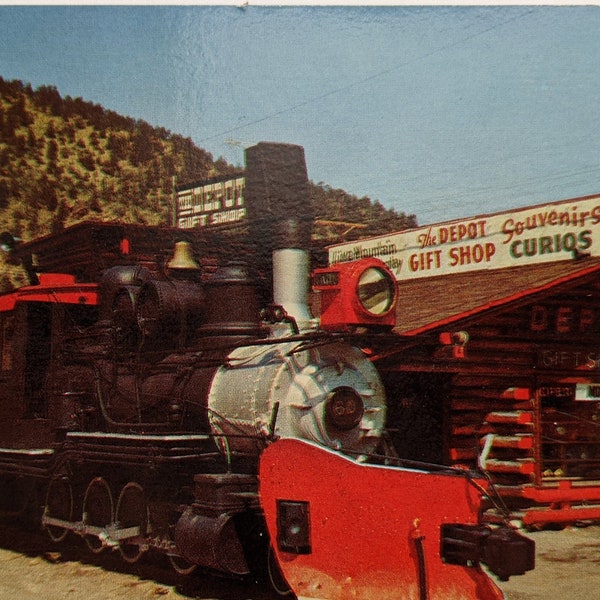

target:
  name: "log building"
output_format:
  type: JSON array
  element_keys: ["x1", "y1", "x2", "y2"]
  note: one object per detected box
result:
[{"x1": 329, "y1": 193, "x2": 600, "y2": 526}]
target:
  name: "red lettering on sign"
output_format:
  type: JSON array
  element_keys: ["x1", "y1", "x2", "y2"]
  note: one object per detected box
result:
[
  {"x1": 448, "y1": 243, "x2": 495, "y2": 267},
  {"x1": 556, "y1": 307, "x2": 574, "y2": 333},
  {"x1": 408, "y1": 250, "x2": 442, "y2": 272},
  {"x1": 531, "y1": 305, "x2": 598, "y2": 334}
]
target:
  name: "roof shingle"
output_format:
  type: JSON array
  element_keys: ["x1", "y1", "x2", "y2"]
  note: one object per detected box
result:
[{"x1": 395, "y1": 257, "x2": 600, "y2": 335}]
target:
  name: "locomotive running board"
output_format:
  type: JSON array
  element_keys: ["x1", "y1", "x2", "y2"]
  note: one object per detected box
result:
[
  {"x1": 63, "y1": 432, "x2": 220, "y2": 466},
  {"x1": 0, "y1": 447, "x2": 55, "y2": 476}
]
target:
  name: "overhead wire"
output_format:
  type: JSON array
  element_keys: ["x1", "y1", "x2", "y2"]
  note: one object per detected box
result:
[
  {"x1": 198, "y1": 8, "x2": 537, "y2": 145},
  {"x1": 197, "y1": 7, "x2": 599, "y2": 225}
]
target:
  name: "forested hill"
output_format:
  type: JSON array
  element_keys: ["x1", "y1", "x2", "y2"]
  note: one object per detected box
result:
[
  {"x1": 0, "y1": 76, "x2": 416, "y2": 286},
  {"x1": 0, "y1": 77, "x2": 241, "y2": 240}
]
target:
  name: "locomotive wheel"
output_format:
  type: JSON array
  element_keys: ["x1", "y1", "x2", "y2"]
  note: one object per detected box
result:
[
  {"x1": 115, "y1": 482, "x2": 149, "y2": 564},
  {"x1": 267, "y1": 545, "x2": 293, "y2": 597},
  {"x1": 82, "y1": 477, "x2": 114, "y2": 554},
  {"x1": 167, "y1": 491, "x2": 197, "y2": 575},
  {"x1": 44, "y1": 476, "x2": 73, "y2": 543},
  {"x1": 169, "y1": 554, "x2": 198, "y2": 576},
  {"x1": 167, "y1": 522, "x2": 198, "y2": 574}
]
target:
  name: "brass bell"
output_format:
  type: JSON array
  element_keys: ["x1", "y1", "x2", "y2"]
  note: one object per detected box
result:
[{"x1": 167, "y1": 241, "x2": 200, "y2": 271}]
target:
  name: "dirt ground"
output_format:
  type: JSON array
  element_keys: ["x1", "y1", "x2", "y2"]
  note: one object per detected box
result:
[
  {"x1": 496, "y1": 525, "x2": 600, "y2": 600},
  {"x1": 0, "y1": 523, "x2": 276, "y2": 600},
  {"x1": 1, "y1": 524, "x2": 599, "y2": 600}
]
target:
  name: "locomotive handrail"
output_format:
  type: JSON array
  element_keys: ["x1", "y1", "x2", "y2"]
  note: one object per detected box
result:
[
  {"x1": 344, "y1": 446, "x2": 474, "y2": 475},
  {"x1": 63, "y1": 323, "x2": 411, "y2": 367},
  {"x1": 548, "y1": 408, "x2": 600, "y2": 428},
  {"x1": 343, "y1": 444, "x2": 514, "y2": 524},
  {"x1": 65, "y1": 429, "x2": 270, "y2": 444}
]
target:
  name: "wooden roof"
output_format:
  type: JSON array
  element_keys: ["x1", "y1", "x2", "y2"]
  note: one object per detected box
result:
[
  {"x1": 9, "y1": 221, "x2": 251, "y2": 283},
  {"x1": 395, "y1": 257, "x2": 600, "y2": 336}
]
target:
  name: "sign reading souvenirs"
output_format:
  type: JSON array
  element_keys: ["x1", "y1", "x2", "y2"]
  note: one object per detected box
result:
[
  {"x1": 176, "y1": 176, "x2": 246, "y2": 229},
  {"x1": 329, "y1": 194, "x2": 600, "y2": 281}
]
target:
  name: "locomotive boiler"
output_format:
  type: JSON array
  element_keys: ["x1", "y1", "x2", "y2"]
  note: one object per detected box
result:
[{"x1": 0, "y1": 142, "x2": 534, "y2": 598}]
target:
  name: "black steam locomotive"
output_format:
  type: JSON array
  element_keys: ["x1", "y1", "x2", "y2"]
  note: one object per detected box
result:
[
  {"x1": 0, "y1": 143, "x2": 397, "y2": 579},
  {"x1": 0, "y1": 143, "x2": 533, "y2": 598}
]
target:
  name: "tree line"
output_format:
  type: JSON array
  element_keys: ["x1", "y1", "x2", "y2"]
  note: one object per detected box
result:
[{"x1": 0, "y1": 76, "x2": 416, "y2": 289}]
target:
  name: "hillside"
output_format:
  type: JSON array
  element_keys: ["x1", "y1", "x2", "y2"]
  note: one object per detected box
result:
[{"x1": 0, "y1": 76, "x2": 416, "y2": 289}]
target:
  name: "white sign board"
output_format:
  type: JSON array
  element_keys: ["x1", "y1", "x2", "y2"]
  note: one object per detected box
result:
[
  {"x1": 576, "y1": 383, "x2": 600, "y2": 401},
  {"x1": 176, "y1": 176, "x2": 246, "y2": 229},
  {"x1": 329, "y1": 194, "x2": 600, "y2": 281}
]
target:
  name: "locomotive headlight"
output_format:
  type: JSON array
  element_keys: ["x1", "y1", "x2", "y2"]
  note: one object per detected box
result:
[
  {"x1": 357, "y1": 266, "x2": 395, "y2": 316},
  {"x1": 313, "y1": 258, "x2": 398, "y2": 330},
  {"x1": 325, "y1": 387, "x2": 365, "y2": 432}
]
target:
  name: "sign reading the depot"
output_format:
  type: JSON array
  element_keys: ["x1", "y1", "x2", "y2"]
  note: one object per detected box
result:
[
  {"x1": 176, "y1": 176, "x2": 246, "y2": 229},
  {"x1": 329, "y1": 194, "x2": 600, "y2": 281}
]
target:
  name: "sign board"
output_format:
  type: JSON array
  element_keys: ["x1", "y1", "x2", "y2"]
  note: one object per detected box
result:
[
  {"x1": 328, "y1": 194, "x2": 600, "y2": 281},
  {"x1": 176, "y1": 176, "x2": 246, "y2": 229},
  {"x1": 576, "y1": 383, "x2": 600, "y2": 401}
]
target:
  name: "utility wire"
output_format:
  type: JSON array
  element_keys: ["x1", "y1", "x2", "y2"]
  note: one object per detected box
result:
[{"x1": 198, "y1": 8, "x2": 536, "y2": 145}]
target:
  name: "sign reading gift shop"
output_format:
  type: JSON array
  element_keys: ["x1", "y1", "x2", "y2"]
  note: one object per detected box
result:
[
  {"x1": 176, "y1": 176, "x2": 246, "y2": 229},
  {"x1": 329, "y1": 194, "x2": 600, "y2": 281}
]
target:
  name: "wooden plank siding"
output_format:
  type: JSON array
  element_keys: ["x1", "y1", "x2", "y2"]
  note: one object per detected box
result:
[{"x1": 376, "y1": 259, "x2": 600, "y2": 519}]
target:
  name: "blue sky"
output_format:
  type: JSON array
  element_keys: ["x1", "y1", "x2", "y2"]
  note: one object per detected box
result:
[{"x1": 1, "y1": 5, "x2": 599, "y2": 225}]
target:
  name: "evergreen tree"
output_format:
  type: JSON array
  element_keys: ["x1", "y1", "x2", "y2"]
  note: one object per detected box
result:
[{"x1": 0, "y1": 76, "x2": 416, "y2": 292}]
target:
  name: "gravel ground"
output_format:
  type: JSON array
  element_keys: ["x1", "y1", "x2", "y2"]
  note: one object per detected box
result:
[
  {"x1": 1, "y1": 523, "x2": 599, "y2": 600},
  {"x1": 0, "y1": 523, "x2": 277, "y2": 600},
  {"x1": 497, "y1": 525, "x2": 600, "y2": 600}
]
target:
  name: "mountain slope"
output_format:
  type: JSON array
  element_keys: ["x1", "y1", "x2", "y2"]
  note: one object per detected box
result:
[{"x1": 0, "y1": 76, "x2": 416, "y2": 289}]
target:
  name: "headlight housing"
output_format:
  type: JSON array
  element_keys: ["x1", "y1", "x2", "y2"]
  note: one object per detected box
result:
[{"x1": 312, "y1": 258, "x2": 397, "y2": 330}]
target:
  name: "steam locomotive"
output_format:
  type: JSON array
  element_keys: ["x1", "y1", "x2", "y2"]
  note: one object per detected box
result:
[{"x1": 0, "y1": 143, "x2": 533, "y2": 599}]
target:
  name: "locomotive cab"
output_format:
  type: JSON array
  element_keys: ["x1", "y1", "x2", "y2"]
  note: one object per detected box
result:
[{"x1": 0, "y1": 274, "x2": 98, "y2": 447}]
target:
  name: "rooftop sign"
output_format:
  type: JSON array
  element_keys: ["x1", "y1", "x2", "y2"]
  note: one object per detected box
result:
[
  {"x1": 328, "y1": 194, "x2": 600, "y2": 281},
  {"x1": 176, "y1": 176, "x2": 246, "y2": 229}
]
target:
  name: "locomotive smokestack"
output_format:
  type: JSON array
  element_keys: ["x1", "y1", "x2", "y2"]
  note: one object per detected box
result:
[{"x1": 245, "y1": 143, "x2": 314, "y2": 325}]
